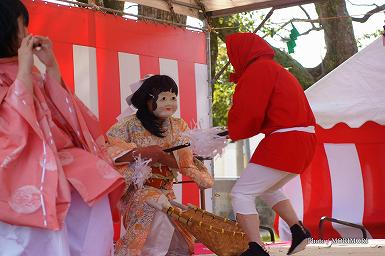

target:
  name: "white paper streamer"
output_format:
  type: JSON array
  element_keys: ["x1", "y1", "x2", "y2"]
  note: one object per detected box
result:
[
  {"x1": 182, "y1": 127, "x2": 228, "y2": 158},
  {"x1": 130, "y1": 156, "x2": 152, "y2": 189}
]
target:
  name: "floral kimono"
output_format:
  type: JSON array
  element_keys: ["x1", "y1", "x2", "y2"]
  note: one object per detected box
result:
[{"x1": 107, "y1": 114, "x2": 213, "y2": 256}]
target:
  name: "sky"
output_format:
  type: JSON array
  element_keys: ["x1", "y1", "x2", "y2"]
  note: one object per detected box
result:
[{"x1": 46, "y1": 0, "x2": 384, "y2": 68}]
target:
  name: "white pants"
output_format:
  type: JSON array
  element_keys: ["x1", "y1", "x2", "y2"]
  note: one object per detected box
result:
[
  {"x1": 141, "y1": 211, "x2": 190, "y2": 256},
  {"x1": 231, "y1": 163, "x2": 296, "y2": 215},
  {"x1": 0, "y1": 192, "x2": 113, "y2": 256}
]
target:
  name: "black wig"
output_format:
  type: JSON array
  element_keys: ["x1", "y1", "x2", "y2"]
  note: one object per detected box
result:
[
  {"x1": 131, "y1": 75, "x2": 178, "y2": 137},
  {"x1": 0, "y1": 0, "x2": 29, "y2": 58}
]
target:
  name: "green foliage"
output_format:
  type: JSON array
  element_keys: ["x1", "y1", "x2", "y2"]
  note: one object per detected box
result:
[
  {"x1": 211, "y1": 13, "x2": 256, "y2": 41},
  {"x1": 357, "y1": 29, "x2": 383, "y2": 48},
  {"x1": 211, "y1": 13, "x2": 258, "y2": 127},
  {"x1": 212, "y1": 82, "x2": 235, "y2": 127},
  {"x1": 212, "y1": 41, "x2": 235, "y2": 126},
  {"x1": 237, "y1": 12, "x2": 256, "y2": 32}
]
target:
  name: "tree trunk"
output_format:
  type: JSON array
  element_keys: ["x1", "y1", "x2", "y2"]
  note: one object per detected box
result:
[
  {"x1": 77, "y1": 1, "x2": 125, "y2": 13},
  {"x1": 315, "y1": 0, "x2": 358, "y2": 77},
  {"x1": 103, "y1": 0, "x2": 125, "y2": 12},
  {"x1": 138, "y1": 5, "x2": 187, "y2": 24},
  {"x1": 77, "y1": 0, "x2": 103, "y2": 6},
  {"x1": 210, "y1": 32, "x2": 219, "y2": 80}
]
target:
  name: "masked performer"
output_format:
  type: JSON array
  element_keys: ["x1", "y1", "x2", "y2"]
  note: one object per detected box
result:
[
  {"x1": 107, "y1": 75, "x2": 214, "y2": 256},
  {"x1": 226, "y1": 33, "x2": 317, "y2": 256},
  {"x1": 0, "y1": 1, "x2": 124, "y2": 255}
]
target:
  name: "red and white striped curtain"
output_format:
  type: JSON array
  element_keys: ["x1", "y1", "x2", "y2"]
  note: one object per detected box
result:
[
  {"x1": 23, "y1": 0, "x2": 212, "y2": 210},
  {"x1": 276, "y1": 122, "x2": 385, "y2": 240}
]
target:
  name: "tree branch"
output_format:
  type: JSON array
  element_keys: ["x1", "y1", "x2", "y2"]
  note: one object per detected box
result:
[
  {"x1": 277, "y1": 26, "x2": 323, "y2": 41},
  {"x1": 299, "y1": 5, "x2": 312, "y2": 20},
  {"x1": 270, "y1": 18, "x2": 320, "y2": 28},
  {"x1": 347, "y1": 0, "x2": 378, "y2": 8},
  {"x1": 306, "y1": 63, "x2": 323, "y2": 80},
  {"x1": 351, "y1": 4, "x2": 385, "y2": 23},
  {"x1": 125, "y1": 5, "x2": 138, "y2": 9},
  {"x1": 299, "y1": 5, "x2": 319, "y2": 31},
  {"x1": 269, "y1": 5, "x2": 323, "y2": 40},
  {"x1": 298, "y1": 26, "x2": 323, "y2": 36},
  {"x1": 269, "y1": 17, "x2": 322, "y2": 41}
]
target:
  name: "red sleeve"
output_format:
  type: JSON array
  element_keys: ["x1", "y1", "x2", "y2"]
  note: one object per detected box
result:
[{"x1": 227, "y1": 63, "x2": 276, "y2": 141}]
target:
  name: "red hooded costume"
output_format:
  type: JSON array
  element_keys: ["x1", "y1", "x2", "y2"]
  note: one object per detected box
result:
[{"x1": 226, "y1": 33, "x2": 316, "y2": 174}]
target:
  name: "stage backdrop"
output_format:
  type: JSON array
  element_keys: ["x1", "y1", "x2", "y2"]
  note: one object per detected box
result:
[{"x1": 23, "y1": 0, "x2": 212, "y2": 211}]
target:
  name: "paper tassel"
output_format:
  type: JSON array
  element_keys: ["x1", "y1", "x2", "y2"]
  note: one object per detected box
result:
[
  {"x1": 182, "y1": 127, "x2": 228, "y2": 158},
  {"x1": 130, "y1": 156, "x2": 152, "y2": 189}
]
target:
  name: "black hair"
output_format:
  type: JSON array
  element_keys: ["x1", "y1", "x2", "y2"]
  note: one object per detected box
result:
[
  {"x1": 131, "y1": 75, "x2": 178, "y2": 138},
  {"x1": 0, "y1": 0, "x2": 29, "y2": 58}
]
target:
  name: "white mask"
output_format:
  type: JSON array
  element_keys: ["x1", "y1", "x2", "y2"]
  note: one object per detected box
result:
[{"x1": 152, "y1": 91, "x2": 178, "y2": 118}]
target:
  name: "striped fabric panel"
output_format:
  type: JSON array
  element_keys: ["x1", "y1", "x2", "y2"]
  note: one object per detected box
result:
[{"x1": 27, "y1": 0, "x2": 208, "y2": 208}]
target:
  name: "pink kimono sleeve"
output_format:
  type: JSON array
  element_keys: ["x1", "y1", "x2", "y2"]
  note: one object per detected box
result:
[
  {"x1": 0, "y1": 80, "x2": 33, "y2": 169},
  {"x1": 2, "y1": 78, "x2": 43, "y2": 137},
  {"x1": 43, "y1": 74, "x2": 105, "y2": 145},
  {"x1": 0, "y1": 79, "x2": 58, "y2": 229},
  {"x1": 43, "y1": 75, "x2": 83, "y2": 131}
]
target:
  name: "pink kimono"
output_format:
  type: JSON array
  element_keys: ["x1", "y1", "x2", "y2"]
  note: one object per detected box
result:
[{"x1": 0, "y1": 57, "x2": 124, "y2": 255}]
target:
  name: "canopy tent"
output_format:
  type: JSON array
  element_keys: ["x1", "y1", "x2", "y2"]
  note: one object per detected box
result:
[
  {"x1": 276, "y1": 37, "x2": 385, "y2": 240},
  {"x1": 306, "y1": 38, "x2": 385, "y2": 129},
  {"x1": 120, "y1": 0, "x2": 324, "y2": 18}
]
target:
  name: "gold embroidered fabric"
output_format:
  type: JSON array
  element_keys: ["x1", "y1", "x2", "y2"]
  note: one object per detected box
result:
[{"x1": 107, "y1": 115, "x2": 213, "y2": 255}]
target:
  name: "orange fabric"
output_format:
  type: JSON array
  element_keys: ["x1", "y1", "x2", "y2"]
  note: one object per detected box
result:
[
  {"x1": 107, "y1": 115, "x2": 213, "y2": 255},
  {"x1": 226, "y1": 33, "x2": 316, "y2": 173},
  {"x1": 144, "y1": 166, "x2": 174, "y2": 190}
]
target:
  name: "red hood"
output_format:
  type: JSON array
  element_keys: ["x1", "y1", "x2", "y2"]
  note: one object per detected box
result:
[{"x1": 226, "y1": 32, "x2": 275, "y2": 83}]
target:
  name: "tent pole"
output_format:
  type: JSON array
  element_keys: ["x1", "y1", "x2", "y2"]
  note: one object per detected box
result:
[{"x1": 201, "y1": 19, "x2": 213, "y2": 211}]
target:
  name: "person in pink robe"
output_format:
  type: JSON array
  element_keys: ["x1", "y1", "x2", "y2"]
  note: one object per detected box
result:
[{"x1": 0, "y1": 1, "x2": 124, "y2": 255}]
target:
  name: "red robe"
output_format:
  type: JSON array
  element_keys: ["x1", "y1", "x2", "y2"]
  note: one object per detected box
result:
[{"x1": 226, "y1": 33, "x2": 316, "y2": 174}]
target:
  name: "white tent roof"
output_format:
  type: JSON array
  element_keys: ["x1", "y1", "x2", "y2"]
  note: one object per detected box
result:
[
  {"x1": 305, "y1": 38, "x2": 385, "y2": 129},
  {"x1": 122, "y1": 0, "x2": 323, "y2": 18}
]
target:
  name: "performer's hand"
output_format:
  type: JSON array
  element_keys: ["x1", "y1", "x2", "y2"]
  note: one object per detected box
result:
[
  {"x1": 33, "y1": 36, "x2": 62, "y2": 83},
  {"x1": 32, "y1": 36, "x2": 57, "y2": 68},
  {"x1": 17, "y1": 35, "x2": 34, "y2": 89}
]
